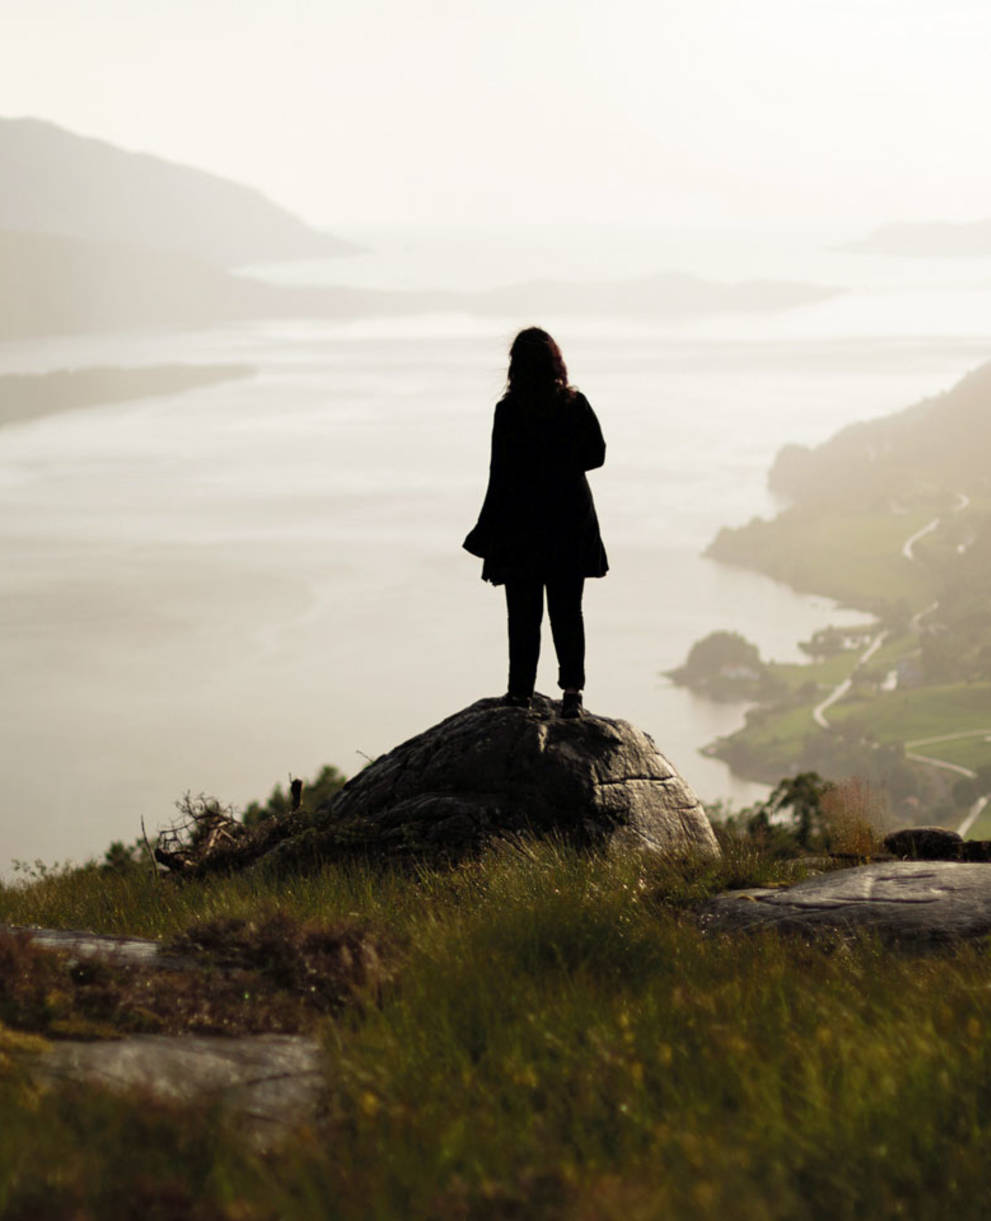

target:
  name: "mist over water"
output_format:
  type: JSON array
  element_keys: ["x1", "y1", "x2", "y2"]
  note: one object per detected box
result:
[{"x1": 2, "y1": 224, "x2": 990, "y2": 873}]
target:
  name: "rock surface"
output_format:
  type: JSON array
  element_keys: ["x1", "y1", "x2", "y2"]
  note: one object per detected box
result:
[
  {"x1": 36, "y1": 1034, "x2": 323, "y2": 1147},
  {"x1": 701, "y1": 861, "x2": 991, "y2": 944},
  {"x1": 3, "y1": 925, "x2": 194, "y2": 969},
  {"x1": 275, "y1": 694, "x2": 718, "y2": 865}
]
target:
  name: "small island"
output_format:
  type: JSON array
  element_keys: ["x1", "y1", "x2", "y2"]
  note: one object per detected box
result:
[
  {"x1": 844, "y1": 216, "x2": 991, "y2": 258},
  {"x1": 665, "y1": 630, "x2": 781, "y2": 702}
]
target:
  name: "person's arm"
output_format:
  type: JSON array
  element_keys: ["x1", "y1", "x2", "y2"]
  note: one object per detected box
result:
[
  {"x1": 463, "y1": 400, "x2": 510, "y2": 556},
  {"x1": 574, "y1": 393, "x2": 605, "y2": 471}
]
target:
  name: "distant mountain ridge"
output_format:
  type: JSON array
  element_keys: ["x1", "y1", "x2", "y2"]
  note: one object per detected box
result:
[
  {"x1": 846, "y1": 218, "x2": 991, "y2": 257},
  {"x1": 451, "y1": 273, "x2": 840, "y2": 317},
  {"x1": 0, "y1": 229, "x2": 389, "y2": 338},
  {"x1": 0, "y1": 227, "x2": 843, "y2": 339},
  {"x1": 0, "y1": 117, "x2": 355, "y2": 265}
]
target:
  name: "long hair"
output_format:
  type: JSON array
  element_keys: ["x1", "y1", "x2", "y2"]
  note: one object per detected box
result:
[{"x1": 506, "y1": 327, "x2": 570, "y2": 397}]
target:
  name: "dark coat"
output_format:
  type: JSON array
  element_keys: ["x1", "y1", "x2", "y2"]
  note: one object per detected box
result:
[{"x1": 463, "y1": 387, "x2": 608, "y2": 585}]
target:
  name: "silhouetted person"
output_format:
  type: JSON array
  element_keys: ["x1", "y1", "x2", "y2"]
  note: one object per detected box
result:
[{"x1": 464, "y1": 327, "x2": 608, "y2": 717}]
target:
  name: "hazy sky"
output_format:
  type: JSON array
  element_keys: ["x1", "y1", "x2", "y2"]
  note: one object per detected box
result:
[{"x1": 4, "y1": 0, "x2": 991, "y2": 229}]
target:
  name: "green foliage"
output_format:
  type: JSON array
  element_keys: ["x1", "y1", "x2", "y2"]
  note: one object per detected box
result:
[
  {"x1": 756, "y1": 771, "x2": 833, "y2": 848},
  {"x1": 242, "y1": 764, "x2": 346, "y2": 828},
  {"x1": 101, "y1": 839, "x2": 146, "y2": 875}
]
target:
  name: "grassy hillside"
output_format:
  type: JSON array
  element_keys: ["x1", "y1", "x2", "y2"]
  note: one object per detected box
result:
[
  {"x1": 5, "y1": 839, "x2": 991, "y2": 1218},
  {"x1": 708, "y1": 504, "x2": 940, "y2": 609}
]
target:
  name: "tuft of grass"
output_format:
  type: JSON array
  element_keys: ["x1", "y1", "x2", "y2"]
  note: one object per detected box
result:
[{"x1": 819, "y1": 777, "x2": 890, "y2": 855}]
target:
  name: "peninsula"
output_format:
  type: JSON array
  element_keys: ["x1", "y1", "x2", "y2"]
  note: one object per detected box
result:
[
  {"x1": 0, "y1": 364, "x2": 256, "y2": 429},
  {"x1": 678, "y1": 359, "x2": 991, "y2": 832}
]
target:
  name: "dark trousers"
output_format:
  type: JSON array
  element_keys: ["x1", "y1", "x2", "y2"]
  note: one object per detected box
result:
[{"x1": 505, "y1": 575, "x2": 586, "y2": 696}]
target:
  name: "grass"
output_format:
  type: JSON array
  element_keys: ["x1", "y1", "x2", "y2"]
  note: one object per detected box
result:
[
  {"x1": 4, "y1": 839, "x2": 991, "y2": 1217},
  {"x1": 966, "y1": 806, "x2": 991, "y2": 841},
  {"x1": 909, "y1": 736, "x2": 991, "y2": 774},
  {"x1": 828, "y1": 683, "x2": 991, "y2": 745},
  {"x1": 766, "y1": 651, "x2": 858, "y2": 694},
  {"x1": 859, "y1": 630, "x2": 918, "y2": 675}
]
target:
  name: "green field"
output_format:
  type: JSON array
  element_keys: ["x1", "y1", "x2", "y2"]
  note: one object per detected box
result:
[
  {"x1": 909, "y1": 735, "x2": 991, "y2": 773},
  {"x1": 860, "y1": 631, "x2": 918, "y2": 674},
  {"x1": 965, "y1": 805, "x2": 991, "y2": 840},
  {"x1": 767, "y1": 651, "x2": 859, "y2": 692},
  {"x1": 829, "y1": 684, "x2": 991, "y2": 745}
]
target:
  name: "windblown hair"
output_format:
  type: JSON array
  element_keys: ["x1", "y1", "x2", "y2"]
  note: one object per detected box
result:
[{"x1": 506, "y1": 327, "x2": 571, "y2": 397}]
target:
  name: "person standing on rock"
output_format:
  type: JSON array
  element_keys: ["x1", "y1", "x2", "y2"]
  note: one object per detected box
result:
[{"x1": 463, "y1": 327, "x2": 608, "y2": 718}]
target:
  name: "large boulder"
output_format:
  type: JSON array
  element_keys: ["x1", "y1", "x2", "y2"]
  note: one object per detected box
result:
[{"x1": 267, "y1": 695, "x2": 718, "y2": 867}]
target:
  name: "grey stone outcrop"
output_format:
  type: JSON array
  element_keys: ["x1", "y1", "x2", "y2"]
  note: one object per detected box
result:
[
  {"x1": 36, "y1": 1034, "x2": 323, "y2": 1148},
  {"x1": 4, "y1": 925, "x2": 194, "y2": 969},
  {"x1": 701, "y1": 861, "x2": 991, "y2": 944},
  {"x1": 283, "y1": 694, "x2": 719, "y2": 864}
]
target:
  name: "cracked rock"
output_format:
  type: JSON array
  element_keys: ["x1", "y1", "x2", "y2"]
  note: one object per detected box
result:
[{"x1": 264, "y1": 694, "x2": 718, "y2": 868}]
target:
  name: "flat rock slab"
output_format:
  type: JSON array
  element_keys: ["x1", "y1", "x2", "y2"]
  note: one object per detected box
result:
[
  {"x1": 701, "y1": 861, "x2": 991, "y2": 944},
  {"x1": 2, "y1": 924, "x2": 192, "y2": 969},
  {"x1": 278, "y1": 694, "x2": 719, "y2": 865},
  {"x1": 37, "y1": 1034, "x2": 324, "y2": 1147}
]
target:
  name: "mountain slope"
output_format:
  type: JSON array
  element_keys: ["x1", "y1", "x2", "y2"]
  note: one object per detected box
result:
[
  {"x1": 0, "y1": 117, "x2": 354, "y2": 265},
  {"x1": 766, "y1": 360, "x2": 991, "y2": 508},
  {"x1": 707, "y1": 358, "x2": 991, "y2": 614}
]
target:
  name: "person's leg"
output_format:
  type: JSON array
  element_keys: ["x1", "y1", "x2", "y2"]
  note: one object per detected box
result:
[
  {"x1": 504, "y1": 578, "x2": 544, "y2": 697},
  {"x1": 546, "y1": 575, "x2": 586, "y2": 693}
]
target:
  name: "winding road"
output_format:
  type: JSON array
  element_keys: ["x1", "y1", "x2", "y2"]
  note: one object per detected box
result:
[{"x1": 812, "y1": 629, "x2": 887, "y2": 730}]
